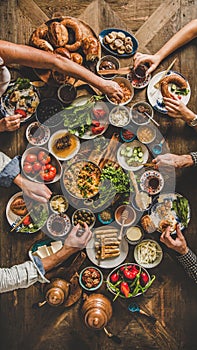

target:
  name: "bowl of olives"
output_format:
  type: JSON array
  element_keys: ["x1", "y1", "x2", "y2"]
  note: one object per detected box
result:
[{"x1": 72, "y1": 208, "x2": 96, "y2": 230}]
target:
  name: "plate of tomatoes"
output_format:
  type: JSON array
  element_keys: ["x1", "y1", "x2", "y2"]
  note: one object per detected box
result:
[
  {"x1": 21, "y1": 146, "x2": 62, "y2": 184},
  {"x1": 106, "y1": 263, "x2": 155, "y2": 300}
]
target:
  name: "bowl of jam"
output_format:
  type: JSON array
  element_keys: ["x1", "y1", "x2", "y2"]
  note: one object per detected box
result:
[{"x1": 96, "y1": 55, "x2": 120, "y2": 79}]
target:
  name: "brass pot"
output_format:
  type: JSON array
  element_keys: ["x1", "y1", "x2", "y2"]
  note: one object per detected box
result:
[
  {"x1": 81, "y1": 293, "x2": 112, "y2": 330},
  {"x1": 44, "y1": 278, "x2": 70, "y2": 307}
]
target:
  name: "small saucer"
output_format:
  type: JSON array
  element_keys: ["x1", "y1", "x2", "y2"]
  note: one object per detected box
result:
[{"x1": 26, "y1": 121, "x2": 50, "y2": 146}]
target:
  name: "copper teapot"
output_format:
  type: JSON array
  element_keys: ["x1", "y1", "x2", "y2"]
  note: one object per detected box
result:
[
  {"x1": 81, "y1": 293, "x2": 112, "y2": 330},
  {"x1": 43, "y1": 278, "x2": 70, "y2": 307}
]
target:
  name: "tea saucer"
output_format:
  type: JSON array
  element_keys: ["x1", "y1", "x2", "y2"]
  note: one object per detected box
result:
[
  {"x1": 127, "y1": 71, "x2": 151, "y2": 89},
  {"x1": 140, "y1": 170, "x2": 164, "y2": 195}
]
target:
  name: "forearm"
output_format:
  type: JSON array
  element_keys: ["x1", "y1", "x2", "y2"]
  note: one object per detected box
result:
[
  {"x1": 156, "y1": 19, "x2": 197, "y2": 62},
  {"x1": 41, "y1": 245, "x2": 78, "y2": 272}
]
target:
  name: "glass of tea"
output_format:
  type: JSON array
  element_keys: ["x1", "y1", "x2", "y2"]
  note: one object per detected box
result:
[{"x1": 132, "y1": 64, "x2": 148, "y2": 83}]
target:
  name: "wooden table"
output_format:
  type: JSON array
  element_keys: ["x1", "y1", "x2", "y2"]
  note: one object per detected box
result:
[{"x1": 0, "y1": 1, "x2": 197, "y2": 349}]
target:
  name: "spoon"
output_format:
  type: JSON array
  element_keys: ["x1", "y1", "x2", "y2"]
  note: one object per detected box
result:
[
  {"x1": 137, "y1": 106, "x2": 160, "y2": 127},
  {"x1": 128, "y1": 303, "x2": 156, "y2": 323},
  {"x1": 152, "y1": 138, "x2": 165, "y2": 155},
  {"x1": 103, "y1": 327, "x2": 122, "y2": 344},
  {"x1": 117, "y1": 209, "x2": 129, "y2": 240}
]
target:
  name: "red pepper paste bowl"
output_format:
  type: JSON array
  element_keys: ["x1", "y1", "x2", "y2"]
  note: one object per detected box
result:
[{"x1": 106, "y1": 263, "x2": 155, "y2": 299}]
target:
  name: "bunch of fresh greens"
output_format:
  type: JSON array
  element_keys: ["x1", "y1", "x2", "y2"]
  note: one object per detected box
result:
[
  {"x1": 19, "y1": 204, "x2": 48, "y2": 233},
  {"x1": 172, "y1": 196, "x2": 189, "y2": 228},
  {"x1": 100, "y1": 165, "x2": 130, "y2": 194},
  {"x1": 63, "y1": 95, "x2": 103, "y2": 137}
]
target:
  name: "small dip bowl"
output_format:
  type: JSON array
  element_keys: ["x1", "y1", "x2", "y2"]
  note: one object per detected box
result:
[
  {"x1": 46, "y1": 213, "x2": 71, "y2": 239},
  {"x1": 120, "y1": 126, "x2": 136, "y2": 142},
  {"x1": 130, "y1": 101, "x2": 153, "y2": 125},
  {"x1": 109, "y1": 105, "x2": 130, "y2": 127},
  {"x1": 72, "y1": 208, "x2": 96, "y2": 230},
  {"x1": 115, "y1": 204, "x2": 136, "y2": 227},
  {"x1": 36, "y1": 98, "x2": 63, "y2": 128},
  {"x1": 98, "y1": 209, "x2": 114, "y2": 225},
  {"x1": 137, "y1": 124, "x2": 156, "y2": 144},
  {"x1": 49, "y1": 194, "x2": 69, "y2": 214},
  {"x1": 106, "y1": 77, "x2": 134, "y2": 106},
  {"x1": 96, "y1": 55, "x2": 120, "y2": 80},
  {"x1": 57, "y1": 83, "x2": 77, "y2": 105},
  {"x1": 125, "y1": 225, "x2": 144, "y2": 245},
  {"x1": 79, "y1": 266, "x2": 103, "y2": 291}
]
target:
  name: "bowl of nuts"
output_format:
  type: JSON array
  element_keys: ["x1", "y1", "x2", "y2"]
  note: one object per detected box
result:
[
  {"x1": 106, "y1": 77, "x2": 134, "y2": 106},
  {"x1": 79, "y1": 266, "x2": 103, "y2": 291}
]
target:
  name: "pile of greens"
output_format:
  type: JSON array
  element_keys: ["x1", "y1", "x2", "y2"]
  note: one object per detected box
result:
[
  {"x1": 19, "y1": 204, "x2": 48, "y2": 233},
  {"x1": 100, "y1": 164, "x2": 130, "y2": 194},
  {"x1": 172, "y1": 196, "x2": 189, "y2": 228},
  {"x1": 63, "y1": 95, "x2": 103, "y2": 137},
  {"x1": 7, "y1": 78, "x2": 31, "y2": 94}
]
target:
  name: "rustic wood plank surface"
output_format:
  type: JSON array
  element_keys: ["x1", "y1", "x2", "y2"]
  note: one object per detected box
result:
[{"x1": 0, "y1": 1, "x2": 197, "y2": 349}]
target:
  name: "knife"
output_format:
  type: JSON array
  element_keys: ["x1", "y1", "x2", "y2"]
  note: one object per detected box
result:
[{"x1": 154, "y1": 58, "x2": 177, "y2": 89}]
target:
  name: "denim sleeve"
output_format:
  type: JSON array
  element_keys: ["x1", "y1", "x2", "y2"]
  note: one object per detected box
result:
[{"x1": 0, "y1": 153, "x2": 21, "y2": 187}]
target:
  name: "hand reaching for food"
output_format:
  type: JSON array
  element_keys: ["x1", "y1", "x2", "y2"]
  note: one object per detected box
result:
[
  {"x1": 64, "y1": 223, "x2": 92, "y2": 250},
  {"x1": 13, "y1": 174, "x2": 52, "y2": 203},
  {"x1": 160, "y1": 224, "x2": 188, "y2": 255},
  {"x1": 133, "y1": 52, "x2": 161, "y2": 75},
  {"x1": 103, "y1": 80, "x2": 123, "y2": 102},
  {"x1": 152, "y1": 153, "x2": 194, "y2": 168},
  {"x1": 0, "y1": 114, "x2": 21, "y2": 132}
]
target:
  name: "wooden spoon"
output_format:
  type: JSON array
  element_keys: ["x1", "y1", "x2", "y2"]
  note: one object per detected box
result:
[{"x1": 129, "y1": 171, "x2": 144, "y2": 211}]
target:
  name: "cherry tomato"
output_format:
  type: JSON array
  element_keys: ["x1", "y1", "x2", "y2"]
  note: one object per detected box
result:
[
  {"x1": 91, "y1": 126, "x2": 105, "y2": 134},
  {"x1": 15, "y1": 108, "x2": 27, "y2": 118},
  {"x1": 22, "y1": 215, "x2": 31, "y2": 226},
  {"x1": 25, "y1": 153, "x2": 37, "y2": 163},
  {"x1": 140, "y1": 272, "x2": 149, "y2": 286},
  {"x1": 33, "y1": 161, "x2": 42, "y2": 172},
  {"x1": 39, "y1": 164, "x2": 56, "y2": 181},
  {"x1": 38, "y1": 151, "x2": 51, "y2": 165},
  {"x1": 120, "y1": 282, "x2": 130, "y2": 298},
  {"x1": 23, "y1": 163, "x2": 33, "y2": 174}
]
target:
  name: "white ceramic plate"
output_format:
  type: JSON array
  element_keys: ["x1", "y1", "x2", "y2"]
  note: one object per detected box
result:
[
  {"x1": 140, "y1": 170, "x2": 164, "y2": 195},
  {"x1": 1, "y1": 80, "x2": 40, "y2": 122},
  {"x1": 134, "y1": 239, "x2": 163, "y2": 269},
  {"x1": 147, "y1": 70, "x2": 191, "y2": 114},
  {"x1": 64, "y1": 96, "x2": 109, "y2": 139},
  {"x1": 86, "y1": 226, "x2": 129, "y2": 269},
  {"x1": 48, "y1": 129, "x2": 80, "y2": 161},
  {"x1": 26, "y1": 121, "x2": 50, "y2": 146},
  {"x1": 150, "y1": 192, "x2": 191, "y2": 233},
  {"x1": 117, "y1": 139, "x2": 149, "y2": 171},
  {"x1": 6, "y1": 191, "x2": 48, "y2": 233}
]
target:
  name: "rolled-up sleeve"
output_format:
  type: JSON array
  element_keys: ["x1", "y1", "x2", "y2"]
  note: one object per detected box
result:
[
  {"x1": 0, "y1": 152, "x2": 21, "y2": 187},
  {"x1": 0, "y1": 259, "x2": 49, "y2": 293},
  {"x1": 176, "y1": 248, "x2": 197, "y2": 283}
]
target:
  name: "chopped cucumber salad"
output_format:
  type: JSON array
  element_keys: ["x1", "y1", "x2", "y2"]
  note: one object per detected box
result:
[{"x1": 120, "y1": 146, "x2": 144, "y2": 166}]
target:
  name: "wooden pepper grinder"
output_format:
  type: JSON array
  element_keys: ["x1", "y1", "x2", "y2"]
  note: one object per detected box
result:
[
  {"x1": 44, "y1": 278, "x2": 70, "y2": 307},
  {"x1": 81, "y1": 293, "x2": 112, "y2": 330}
]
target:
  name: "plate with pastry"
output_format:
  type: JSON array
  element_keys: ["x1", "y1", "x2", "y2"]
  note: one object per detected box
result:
[
  {"x1": 147, "y1": 70, "x2": 191, "y2": 114},
  {"x1": 6, "y1": 192, "x2": 49, "y2": 233},
  {"x1": 149, "y1": 192, "x2": 191, "y2": 234},
  {"x1": 99, "y1": 28, "x2": 138, "y2": 58},
  {"x1": 1, "y1": 78, "x2": 40, "y2": 122},
  {"x1": 86, "y1": 225, "x2": 129, "y2": 268},
  {"x1": 29, "y1": 16, "x2": 101, "y2": 86}
]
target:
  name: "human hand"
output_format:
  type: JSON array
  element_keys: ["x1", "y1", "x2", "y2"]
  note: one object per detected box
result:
[
  {"x1": 152, "y1": 153, "x2": 194, "y2": 168},
  {"x1": 133, "y1": 52, "x2": 161, "y2": 75},
  {"x1": 0, "y1": 114, "x2": 21, "y2": 132},
  {"x1": 102, "y1": 80, "x2": 123, "y2": 103},
  {"x1": 160, "y1": 224, "x2": 188, "y2": 255},
  {"x1": 14, "y1": 174, "x2": 52, "y2": 203},
  {"x1": 64, "y1": 223, "x2": 92, "y2": 250},
  {"x1": 163, "y1": 97, "x2": 194, "y2": 120}
]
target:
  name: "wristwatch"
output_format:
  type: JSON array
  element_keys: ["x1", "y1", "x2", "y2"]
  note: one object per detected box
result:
[{"x1": 188, "y1": 114, "x2": 197, "y2": 127}]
